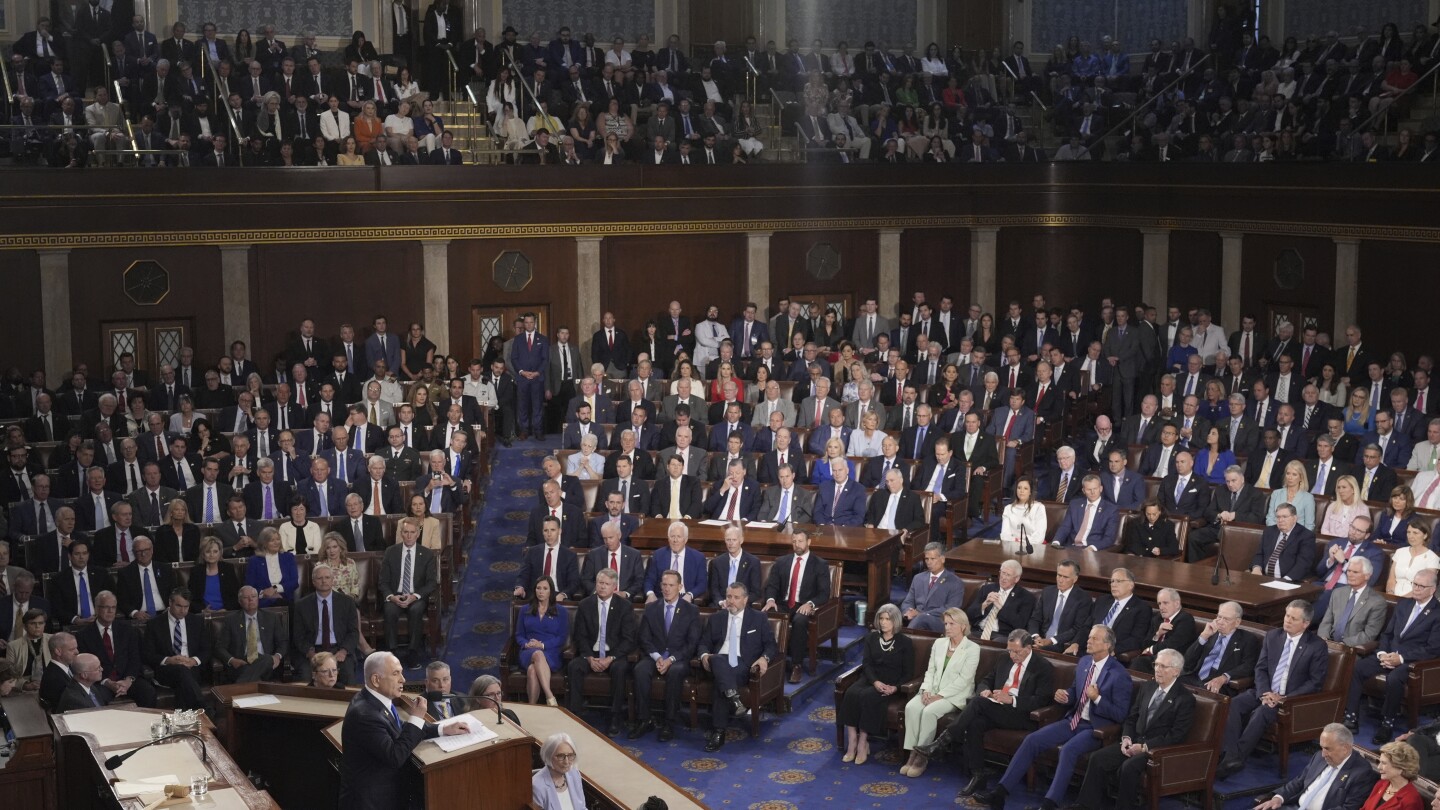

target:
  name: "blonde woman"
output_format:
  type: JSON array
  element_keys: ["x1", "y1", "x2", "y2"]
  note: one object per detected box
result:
[
  {"x1": 847, "y1": 411, "x2": 885, "y2": 457},
  {"x1": 1266, "y1": 460, "x2": 1316, "y2": 530},
  {"x1": 353, "y1": 100, "x2": 384, "y2": 153},
  {"x1": 317, "y1": 531, "x2": 377, "y2": 656},
  {"x1": 1319, "y1": 475, "x2": 1365, "y2": 537},
  {"x1": 900, "y1": 608, "x2": 978, "y2": 777}
]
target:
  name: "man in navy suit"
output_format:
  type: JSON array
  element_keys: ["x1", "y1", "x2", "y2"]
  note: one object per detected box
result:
[
  {"x1": 728, "y1": 303, "x2": 770, "y2": 361},
  {"x1": 630, "y1": 569, "x2": 701, "y2": 741},
  {"x1": 591, "y1": 312, "x2": 631, "y2": 376},
  {"x1": 1089, "y1": 568, "x2": 1152, "y2": 655},
  {"x1": 1018, "y1": 311, "x2": 1058, "y2": 365},
  {"x1": 644, "y1": 521, "x2": 708, "y2": 601},
  {"x1": 320, "y1": 427, "x2": 366, "y2": 488},
  {"x1": 509, "y1": 313, "x2": 549, "y2": 439},
  {"x1": 707, "y1": 403, "x2": 755, "y2": 452},
  {"x1": 699, "y1": 581, "x2": 778, "y2": 750},
  {"x1": 910, "y1": 436, "x2": 966, "y2": 539},
  {"x1": 362, "y1": 316, "x2": 401, "y2": 383},
  {"x1": 703, "y1": 459, "x2": 760, "y2": 521},
  {"x1": 806, "y1": 406, "x2": 852, "y2": 455},
  {"x1": 1099, "y1": 449, "x2": 1145, "y2": 509},
  {"x1": 763, "y1": 530, "x2": 831, "y2": 683},
  {"x1": 1358, "y1": 409, "x2": 1412, "y2": 468},
  {"x1": 1344, "y1": 568, "x2": 1440, "y2": 742},
  {"x1": 427, "y1": 130, "x2": 465, "y2": 163},
  {"x1": 1027, "y1": 560, "x2": 1095, "y2": 653},
  {"x1": 1051, "y1": 475, "x2": 1120, "y2": 549},
  {"x1": 1139, "y1": 424, "x2": 1184, "y2": 477},
  {"x1": 566, "y1": 567, "x2": 639, "y2": 734},
  {"x1": 514, "y1": 517, "x2": 581, "y2": 599},
  {"x1": 1313, "y1": 514, "x2": 1386, "y2": 616},
  {"x1": 979, "y1": 624, "x2": 1134, "y2": 810},
  {"x1": 587, "y1": 491, "x2": 639, "y2": 547},
  {"x1": 527, "y1": 480, "x2": 584, "y2": 548},
  {"x1": 649, "y1": 456, "x2": 703, "y2": 520},
  {"x1": 580, "y1": 521, "x2": 645, "y2": 599},
  {"x1": 1249, "y1": 503, "x2": 1316, "y2": 582},
  {"x1": 338, "y1": 653, "x2": 471, "y2": 810},
  {"x1": 298, "y1": 457, "x2": 348, "y2": 518},
  {"x1": 814, "y1": 459, "x2": 866, "y2": 526},
  {"x1": 706, "y1": 524, "x2": 763, "y2": 606},
  {"x1": 1159, "y1": 449, "x2": 1210, "y2": 519},
  {"x1": 1253, "y1": 723, "x2": 1377, "y2": 810},
  {"x1": 986, "y1": 389, "x2": 1036, "y2": 486},
  {"x1": 1217, "y1": 600, "x2": 1329, "y2": 776}
]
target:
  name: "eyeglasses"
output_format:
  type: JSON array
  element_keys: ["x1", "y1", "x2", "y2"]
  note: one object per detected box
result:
[
  {"x1": 315, "y1": 668, "x2": 338, "y2": 675},
  {"x1": 552, "y1": 752, "x2": 576, "y2": 761}
]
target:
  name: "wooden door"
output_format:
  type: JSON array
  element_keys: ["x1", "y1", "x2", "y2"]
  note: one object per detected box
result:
[
  {"x1": 688, "y1": 0, "x2": 757, "y2": 59},
  {"x1": 471, "y1": 305, "x2": 550, "y2": 363},
  {"x1": 947, "y1": 0, "x2": 1004, "y2": 52},
  {"x1": 1265, "y1": 304, "x2": 1319, "y2": 338},
  {"x1": 101, "y1": 319, "x2": 193, "y2": 375}
]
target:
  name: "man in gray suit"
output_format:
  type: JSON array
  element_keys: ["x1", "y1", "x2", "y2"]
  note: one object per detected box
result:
[
  {"x1": 900, "y1": 542, "x2": 967, "y2": 632},
  {"x1": 1101, "y1": 306, "x2": 1145, "y2": 420},
  {"x1": 797, "y1": 377, "x2": 841, "y2": 431},
  {"x1": 657, "y1": 426, "x2": 707, "y2": 478},
  {"x1": 850, "y1": 297, "x2": 891, "y2": 352},
  {"x1": 380, "y1": 518, "x2": 439, "y2": 667},
  {"x1": 215, "y1": 586, "x2": 289, "y2": 682},
  {"x1": 750, "y1": 379, "x2": 796, "y2": 427},
  {"x1": 1317, "y1": 556, "x2": 1387, "y2": 648},
  {"x1": 755, "y1": 463, "x2": 814, "y2": 524},
  {"x1": 663, "y1": 379, "x2": 709, "y2": 425},
  {"x1": 844, "y1": 381, "x2": 887, "y2": 430}
]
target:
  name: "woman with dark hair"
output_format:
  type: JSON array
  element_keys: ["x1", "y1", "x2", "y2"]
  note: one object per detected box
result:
[
  {"x1": 516, "y1": 576, "x2": 569, "y2": 705},
  {"x1": 345, "y1": 31, "x2": 379, "y2": 66},
  {"x1": 1193, "y1": 426, "x2": 1235, "y2": 484},
  {"x1": 401, "y1": 322, "x2": 437, "y2": 381},
  {"x1": 480, "y1": 335, "x2": 506, "y2": 368},
  {"x1": 638, "y1": 322, "x2": 662, "y2": 374},
  {"x1": 232, "y1": 29, "x2": 255, "y2": 68},
  {"x1": 813, "y1": 309, "x2": 845, "y2": 352},
  {"x1": 1126, "y1": 500, "x2": 1179, "y2": 557},
  {"x1": 408, "y1": 383, "x2": 438, "y2": 427}
]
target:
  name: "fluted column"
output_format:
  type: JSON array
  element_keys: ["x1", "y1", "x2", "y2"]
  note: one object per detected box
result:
[{"x1": 38, "y1": 249, "x2": 73, "y2": 382}]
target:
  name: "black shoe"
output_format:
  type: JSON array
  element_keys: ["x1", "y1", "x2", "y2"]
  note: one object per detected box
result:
[
  {"x1": 1215, "y1": 758, "x2": 1242, "y2": 779},
  {"x1": 501, "y1": 438, "x2": 513, "y2": 447},
  {"x1": 657, "y1": 723, "x2": 674, "y2": 742},
  {"x1": 957, "y1": 772, "x2": 987, "y2": 797},
  {"x1": 704, "y1": 729, "x2": 725, "y2": 752},
  {"x1": 724, "y1": 689, "x2": 746, "y2": 717},
  {"x1": 535, "y1": 433, "x2": 547, "y2": 442},
  {"x1": 914, "y1": 733, "x2": 953, "y2": 759},
  {"x1": 1343, "y1": 711, "x2": 1360, "y2": 733},
  {"x1": 976, "y1": 785, "x2": 1007, "y2": 810},
  {"x1": 627, "y1": 720, "x2": 654, "y2": 740},
  {"x1": 607, "y1": 718, "x2": 624, "y2": 736},
  {"x1": 1374, "y1": 721, "x2": 1395, "y2": 745}
]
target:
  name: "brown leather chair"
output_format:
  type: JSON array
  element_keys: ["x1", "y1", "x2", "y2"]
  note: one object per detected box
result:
[
  {"x1": 688, "y1": 612, "x2": 790, "y2": 736},
  {"x1": 758, "y1": 558, "x2": 843, "y2": 674},
  {"x1": 500, "y1": 602, "x2": 578, "y2": 702},
  {"x1": 1218, "y1": 522, "x2": 1266, "y2": 572}
]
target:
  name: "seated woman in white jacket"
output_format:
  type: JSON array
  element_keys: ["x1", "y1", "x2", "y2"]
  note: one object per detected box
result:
[
  {"x1": 1000, "y1": 478, "x2": 1047, "y2": 548},
  {"x1": 901, "y1": 607, "x2": 979, "y2": 778}
]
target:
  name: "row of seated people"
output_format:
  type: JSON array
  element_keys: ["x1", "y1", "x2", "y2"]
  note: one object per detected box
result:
[
  {"x1": 503, "y1": 519, "x2": 835, "y2": 751},
  {"x1": 6, "y1": 517, "x2": 441, "y2": 716}
]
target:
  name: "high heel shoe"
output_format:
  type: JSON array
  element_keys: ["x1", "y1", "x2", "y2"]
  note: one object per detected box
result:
[
  {"x1": 854, "y1": 743, "x2": 868, "y2": 765},
  {"x1": 907, "y1": 754, "x2": 928, "y2": 778},
  {"x1": 545, "y1": 697, "x2": 558, "y2": 707},
  {"x1": 842, "y1": 750, "x2": 856, "y2": 763},
  {"x1": 898, "y1": 754, "x2": 914, "y2": 776}
]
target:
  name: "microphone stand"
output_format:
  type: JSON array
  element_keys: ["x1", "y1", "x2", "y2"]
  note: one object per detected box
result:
[
  {"x1": 1210, "y1": 531, "x2": 1231, "y2": 586},
  {"x1": 1019, "y1": 521, "x2": 1033, "y2": 556},
  {"x1": 104, "y1": 730, "x2": 210, "y2": 774}
]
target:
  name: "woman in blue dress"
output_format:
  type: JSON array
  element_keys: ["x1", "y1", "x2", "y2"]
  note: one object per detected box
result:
[{"x1": 516, "y1": 576, "x2": 569, "y2": 706}]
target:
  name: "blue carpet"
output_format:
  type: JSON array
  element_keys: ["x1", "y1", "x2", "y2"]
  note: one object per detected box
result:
[{"x1": 438, "y1": 439, "x2": 1388, "y2": 808}]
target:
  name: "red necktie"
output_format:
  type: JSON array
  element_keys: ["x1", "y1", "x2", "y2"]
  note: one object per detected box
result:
[
  {"x1": 609, "y1": 551, "x2": 617, "y2": 570},
  {"x1": 119, "y1": 530, "x2": 129, "y2": 563},
  {"x1": 1036, "y1": 385, "x2": 1046, "y2": 407},
  {"x1": 1010, "y1": 367, "x2": 1018, "y2": 387},
  {"x1": 726, "y1": 490, "x2": 739, "y2": 520},
  {"x1": 1071, "y1": 663, "x2": 1098, "y2": 730},
  {"x1": 102, "y1": 627, "x2": 116, "y2": 678},
  {"x1": 787, "y1": 556, "x2": 803, "y2": 607},
  {"x1": 543, "y1": 547, "x2": 553, "y2": 578},
  {"x1": 1008, "y1": 661, "x2": 1022, "y2": 691}
]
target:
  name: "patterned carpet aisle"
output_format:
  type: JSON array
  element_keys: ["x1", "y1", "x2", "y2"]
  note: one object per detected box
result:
[{"x1": 440, "y1": 442, "x2": 1316, "y2": 809}]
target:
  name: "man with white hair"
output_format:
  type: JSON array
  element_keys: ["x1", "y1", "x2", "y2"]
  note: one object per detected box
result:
[
  {"x1": 1253, "y1": 723, "x2": 1376, "y2": 810},
  {"x1": 339, "y1": 652, "x2": 470, "y2": 809}
]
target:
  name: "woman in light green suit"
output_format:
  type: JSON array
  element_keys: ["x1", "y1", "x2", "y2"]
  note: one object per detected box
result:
[{"x1": 901, "y1": 607, "x2": 979, "y2": 777}]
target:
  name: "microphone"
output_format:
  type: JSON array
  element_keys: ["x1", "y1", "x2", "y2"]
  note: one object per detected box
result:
[
  {"x1": 1211, "y1": 540, "x2": 1231, "y2": 586},
  {"x1": 104, "y1": 730, "x2": 209, "y2": 772},
  {"x1": 1020, "y1": 522, "x2": 1033, "y2": 556}
]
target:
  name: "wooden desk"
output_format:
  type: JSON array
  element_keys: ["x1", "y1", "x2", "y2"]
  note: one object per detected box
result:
[
  {"x1": 212, "y1": 683, "x2": 357, "y2": 810},
  {"x1": 629, "y1": 518, "x2": 899, "y2": 609},
  {"x1": 508, "y1": 704, "x2": 707, "y2": 810},
  {"x1": 52, "y1": 704, "x2": 277, "y2": 810},
  {"x1": 0, "y1": 693, "x2": 56, "y2": 810},
  {"x1": 944, "y1": 540, "x2": 1320, "y2": 624}
]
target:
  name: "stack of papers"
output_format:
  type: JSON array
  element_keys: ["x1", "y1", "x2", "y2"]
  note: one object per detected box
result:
[{"x1": 430, "y1": 717, "x2": 499, "y2": 752}]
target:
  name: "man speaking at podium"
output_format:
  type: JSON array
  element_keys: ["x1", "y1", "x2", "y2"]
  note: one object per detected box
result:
[{"x1": 340, "y1": 652, "x2": 473, "y2": 809}]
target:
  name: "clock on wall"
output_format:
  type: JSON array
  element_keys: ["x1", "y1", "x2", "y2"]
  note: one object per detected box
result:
[
  {"x1": 123, "y1": 261, "x2": 170, "y2": 305},
  {"x1": 493, "y1": 250, "x2": 534, "y2": 292},
  {"x1": 806, "y1": 243, "x2": 841, "y2": 281}
]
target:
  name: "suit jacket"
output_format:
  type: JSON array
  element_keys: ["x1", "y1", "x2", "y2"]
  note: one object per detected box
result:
[
  {"x1": 379, "y1": 543, "x2": 438, "y2": 603},
  {"x1": 1122, "y1": 678, "x2": 1196, "y2": 747},
  {"x1": 755, "y1": 485, "x2": 814, "y2": 525},
  {"x1": 1159, "y1": 472, "x2": 1210, "y2": 519},
  {"x1": 1243, "y1": 449, "x2": 1292, "y2": 489},
  {"x1": 382, "y1": 446, "x2": 425, "y2": 482},
  {"x1": 526, "y1": 502, "x2": 585, "y2": 548},
  {"x1": 638, "y1": 596, "x2": 702, "y2": 663},
  {"x1": 951, "y1": 430, "x2": 1001, "y2": 472},
  {"x1": 571, "y1": 592, "x2": 640, "y2": 661},
  {"x1": 643, "y1": 546, "x2": 707, "y2": 600},
  {"x1": 560, "y1": 421, "x2": 608, "y2": 451},
  {"x1": 213, "y1": 609, "x2": 288, "y2": 668},
  {"x1": 142, "y1": 611, "x2": 213, "y2": 669},
  {"x1": 763, "y1": 552, "x2": 830, "y2": 609},
  {"x1": 1061, "y1": 654, "x2": 1133, "y2": 725},
  {"x1": 698, "y1": 606, "x2": 779, "y2": 669},
  {"x1": 291, "y1": 590, "x2": 359, "y2": 659},
  {"x1": 910, "y1": 458, "x2": 970, "y2": 507},
  {"x1": 1218, "y1": 416, "x2": 1261, "y2": 456},
  {"x1": 1273, "y1": 749, "x2": 1377, "y2": 810},
  {"x1": 182, "y1": 482, "x2": 235, "y2": 524},
  {"x1": 337, "y1": 689, "x2": 439, "y2": 810},
  {"x1": 114, "y1": 563, "x2": 176, "y2": 617},
  {"x1": 703, "y1": 479, "x2": 760, "y2": 521},
  {"x1": 648, "y1": 474, "x2": 703, "y2": 519},
  {"x1": 603, "y1": 449, "x2": 656, "y2": 480},
  {"x1": 586, "y1": 513, "x2": 638, "y2": 548},
  {"x1": 0, "y1": 595, "x2": 51, "y2": 641},
  {"x1": 702, "y1": 551, "x2": 762, "y2": 606},
  {"x1": 516, "y1": 543, "x2": 581, "y2": 597},
  {"x1": 242, "y1": 480, "x2": 294, "y2": 521},
  {"x1": 1184, "y1": 628, "x2": 1262, "y2": 685},
  {"x1": 298, "y1": 476, "x2": 348, "y2": 517},
  {"x1": 1357, "y1": 464, "x2": 1400, "y2": 503},
  {"x1": 899, "y1": 568, "x2": 966, "y2": 621},
  {"x1": 126, "y1": 486, "x2": 181, "y2": 526},
  {"x1": 596, "y1": 477, "x2": 650, "y2": 515},
  {"x1": 1317, "y1": 585, "x2": 1388, "y2": 646},
  {"x1": 334, "y1": 514, "x2": 387, "y2": 553},
  {"x1": 864, "y1": 488, "x2": 928, "y2": 532},
  {"x1": 1250, "y1": 523, "x2": 1317, "y2": 581},
  {"x1": 38, "y1": 660, "x2": 72, "y2": 711},
  {"x1": 1027, "y1": 586, "x2": 1096, "y2": 647},
  {"x1": 814, "y1": 479, "x2": 867, "y2": 526},
  {"x1": 966, "y1": 584, "x2": 1038, "y2": 638},
  {"x1": 1052, "y1": 497, "x2": 1121, "y2": 549},
  {"x1": 1377, "y1": 596, "x2": 1440, "y2": 663},
  {"x1": 580, "y1": 545, "x2": 645, "y2": 598},
  {"x1": 1358, "y1": 431, "x2": 1411, "y2": 468},
  {"x1": 57, "y1": 680, "x2": 115, "y2": 712},
  {"x1": 51, "y1": 566, "x2": 115, "y2": 624},
  {"x1": 1252, "y1": 628, "x2": 1326, "y2": 698},
  {"x1": 74, "y1": 619, "x2": 148, "y2": 685},
  {"x1": 1090, "y1": 595, "x2": 1153, "y2": 654}
]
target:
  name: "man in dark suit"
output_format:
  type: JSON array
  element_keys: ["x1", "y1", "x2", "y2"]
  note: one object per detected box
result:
[
  {"x1": 978, "y1": 624, "x2": 1134, "y2": 810},
  {"x1": 648, "y1": 456, "x2": 703, "y2": 520},
  {"x1": 1090, "y1": 568, "x2": 1152, "y2": 655},
  {"x1": 1076, "y1": 647, "x2": 1196, "y2": 809},
  {"x1": 580, "y1": 521, "x2": 644, "y2": 600},
  {"x1": 952, "y1": 414, "x2": 1001, "y2": 516},
  {"x1": 1027, "y1": 560, "x2": 1095, "y2": 654},
  {"x1": 813, "y1": 459, "x2": 867, "y2": 527},
  {"x1": 515, "y1": 517, "x2": 581, "y2": 599},
  {"x1": 1181, "y1": 601, "x2": 1260, "y2": 694},
  {"x1": 1253, "y1": 724, "x2": 1378, "y2": 810},
  {"x1": 596, "y1": 457, "x2": 650, "y2": 514},
  {"x1": 858, "y1": 437, "x2": 908, "y2": 488},
  {"x1": 629, "y1": 569, "x2": 701, "y2": 742},
  {"x1": 1186, "y1": 466, "x2": 1267, "y2": 562},
  {"x1": 183, "y1": 459, "x2": 234, "y2": 525},
  {"x1": 755, "y1": 463, "x2": 815, "y2": 524},
  {"x1": 74, "y1": 591, "x2": 158, "y2": 707},
  {"x1": 1158, "y1": 450, "x2": 1210, "y2": 520},
  {"x1": 968, "y1": 559, "x2": 1038, "y2": 644},
  {"x1": 126, "y1": 463, "x2": 179, "y2": 527},
  {"x1": 1129, "y1": 588, "x2": 1200, "y2": 674},
  {"x1": 338, "y1": 653, "x2": 471, "y2": 810},
  {"x1": 1217, "y1": 600, "x2": 1328, "y2": 776},
  {"x1": 1356, "y1": 444, "x2": 1400, "y2": 503},
  {"x1": 38, "y1": 631, "x2": 78, "y2": 711},
  {"x1": 298, "y1": 456, "x2": 348, "y2": 518},
  {"x1": 762, "y1": 531, "x2": 830, "y2": 684},
  {"x1": 698, "y1": 581, "x2": 778, "y2": 751},
  {"x1": 1249, "y1": 504, "x2": 1316, "y2": 582},
  {"x1": 591, "y1": 312, "x2": 631, "y2": 375},
  {"x1": 1344, "y1": 567, "x2": 1440, "y2": 743},
  {"x1": 243, "y1": 460, "x2": 293, "y2": 521},
  {"x1": 526, "y1": 480, "x2": 584, "y2": 547},
  {"x1": 32, "y1": 505, "x2": 86, "y2": 575},
  {"x1": 864, "y1": 468, "x2": 928, "y2": 537},
  {"x1": 214, "y1": 585, "x2": 288, "y2": 683},
  {"x1": 1099, "y1": 449, "x2": 1145, "y2": 509},
  {"x1": 291, "y1": 563, "x2": 360, "y2": 685},
  {"x1": 141, "y1": 587, "x2": 211, "y2": 709},
  {"x1": 0, "y1": 573, "x2": 49, "y2": 643},
  {"x1": 334, "y1": 494, "x2": 386, "y2": 553},
  {"x1": 703, "y1": 524, "x2": 763, "y2": 607},
  {"x1": 114, "y1": 536, "x2": 172, "y2": 620},
  {"x1": 915, "y1": 630, "x2": 1055, "y2": 797},
  {"x1": 74, "y1": 467, "x2": 119, "y2": 534},
  {"x1": 566, "y1": 566, "x2": 639, "y2": 734},
  {"x1": 702, "y1": 459, "x2": 759, "y2": 521},
  {"x1": 51, "y1": 539, "x2": 114, "y2": 625},
  {"x1": 380, "y1": 519, "x2": 439, "y2": 667},
  {"x1": 910, "y1": 436, "x2": 966, "y2": 538},
  {"x1": 1305, "y1": 434, "x2": 1354, "y2": 496}
]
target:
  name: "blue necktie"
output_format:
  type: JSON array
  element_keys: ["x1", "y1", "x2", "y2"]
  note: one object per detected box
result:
[
  {"x1": 142, "y1": 568, "x2": 156, "y2": 614},
  {"x1": 78, "y1": 572, "x2": 92, "y2": 619},
  {"x1": 390, "y1": 703, "x2": 402, "y2": 730},
  {"x1": 598, "y1": 603, "x2": 608, "y2": 658},
  {"x1": 1104, "y1": 600, "x2": 1120, "y2": 626},
  {"x1": 664, "y1": 602, "x2": 674, "y2": 633},
  {"x1": 1047, "y1": 591, "x2": 1067, "y2": 639},
  {"x1": 1200, "y1": 633, "x2": 1228, "y2": 680},
  {"x1": 914, "y1": 427, "x2": 926, "y2": 458},
  {"x1": 729, "y1": 557, "x2": 739, "y2": 587},
  {"x1": 1333, "y1": 590, "x2": 1358, "y2": 642}
]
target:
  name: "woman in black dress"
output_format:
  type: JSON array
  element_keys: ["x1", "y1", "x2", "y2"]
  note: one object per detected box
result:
[
  {"x1": 839, "y1": 603, "x2": 914, "y2": 765},
  {"x1": 1125, "y1": 499, "x2": 1179, "y2": 557},
  {"x1": 401, "y1": 322, "x2": 437, "y2": 381}
]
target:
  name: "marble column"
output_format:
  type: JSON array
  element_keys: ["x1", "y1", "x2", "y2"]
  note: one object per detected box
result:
[
  {"x1": 878, "y1": 229, "x2": 902, "y2": 320},
  {"x1": 969, "y1": 227, "x2": 998, "y2": 316},
  {"x1": 1220, "y1": 231, "x2": 1244, "y2": 329},
  {"x1": 1140, "y1": 228, "x2": 1171, "y2": 311},
  {"x1": 1333, "y1": 238, "x2": 1359, "y2": 333},
  {"x1": 219, "y1": 246, "x2": 252, "y2": 350},
  {"x1": 38, "y1": 249, "x2": 73, "y2": 383},
  {"x1": 746, "y1": 232, "x2": 771, "y2": 313},
  {"x1": 576, "y1": 236, "x2": 604, "y2": 358},
  {"x1": 421, "y1": 239, "x2": 452, "y2": 354}
]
